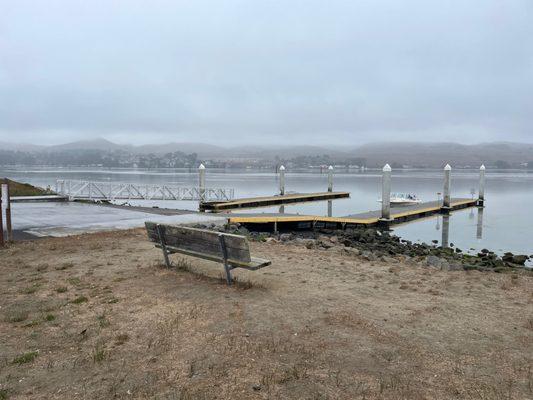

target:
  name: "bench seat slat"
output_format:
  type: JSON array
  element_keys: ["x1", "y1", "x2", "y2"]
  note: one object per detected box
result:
[{"x1": 154, "y1": 244, "x2": 271, "y2": 270}]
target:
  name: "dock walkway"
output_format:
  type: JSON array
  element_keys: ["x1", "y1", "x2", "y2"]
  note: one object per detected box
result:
[
  {"x1": 228, "y1": 198, "x2": 478, "y2": 230},
  {"x1": 200, "y1": 191, "x2": 350, "y2": 212}
]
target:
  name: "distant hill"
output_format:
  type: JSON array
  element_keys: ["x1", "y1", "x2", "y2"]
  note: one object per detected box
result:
[
  {"x1": 223, "y1": 145, "x2": 349, "y2": 160},
  {"x1": 1, "y1": 138, "x2": 533, "y2": 168},
  {"x1": 47, "y1": 138, "x2": 125, "y2": 152},
  {"x1": 350, "y1": 142, "x2": 533, "y2": 167},
  {"x1": 133, "y1": 143, "x2": 225, "y2": 157}
]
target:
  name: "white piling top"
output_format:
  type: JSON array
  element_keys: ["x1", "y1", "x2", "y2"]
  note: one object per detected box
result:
[
  {"x1": 383, "y1": 164, "x2": 391, "y2": 172},
  {"x1": 480, "y1": 164, "x2": 485, "y2": 170},
  {"x1": 328, "y1": 165, "x2": 333, "y2": 170},
  {"x1": 279, "y1": 165, "x2": 285, "y2": 171},
  {"x1": 198, "y1": 163, "x2": 205, "y2": 170},
  {"x1": 444, "y1": 164, "x2": 451, "y2": 171}
]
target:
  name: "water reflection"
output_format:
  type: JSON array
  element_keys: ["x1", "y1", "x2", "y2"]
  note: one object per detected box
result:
[
  {"x1": 429, "y1": 207, "x2": 485, "y2": 249},
  {"x1": 327, "y1": 200, "x2": 332, "y2": 217},
  {"x1": 477, "y1": 207, "x2": 484, "y2": 240},
  {"x1": 441, "y1": 214, "x2": 450, "y2": 248}
]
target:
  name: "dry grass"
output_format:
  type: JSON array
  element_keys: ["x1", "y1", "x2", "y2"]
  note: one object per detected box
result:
[
  {"x1": 4, "y1": 180, "x2": 49, "y2": 196},
  {"x1": 0, "y1": 228, "x2": 531, "y2": 399}
]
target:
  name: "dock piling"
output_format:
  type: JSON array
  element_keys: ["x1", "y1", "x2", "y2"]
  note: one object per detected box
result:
[
  {"x1": 328, "y1": 165, "x2": 333, "y2": 192},
  {"x1": 478, "y1": 165, "x2": 485, "y2": 206},
  {"x1": 279, "y1": 165, "x2": 285, "y2": 195},
  {"x1": 380, "y1": 164, "x2": 392, "y2": 222},
  {"x1": 198, "y1": 164, "x2": 206, "y2": 210},
  {"x1": 0, "y1": 179, "x2": 12, "y2": 245},
  {"x1": 442, "y1": 164, "x2": 452, "y2": 211}
]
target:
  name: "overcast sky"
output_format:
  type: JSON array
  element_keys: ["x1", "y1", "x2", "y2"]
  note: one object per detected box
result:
[{"x1": 0, "y1": 0, "x2": 532, "y2": 146}]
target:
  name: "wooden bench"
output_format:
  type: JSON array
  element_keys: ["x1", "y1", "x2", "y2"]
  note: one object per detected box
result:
[{"x1": 145, "y1": 222, "x2": 271, "y2": 285}]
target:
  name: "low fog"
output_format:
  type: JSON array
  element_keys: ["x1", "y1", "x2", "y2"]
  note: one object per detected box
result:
[{"x1": 0, "y1": 0, "x2": 532, "y2": 146}]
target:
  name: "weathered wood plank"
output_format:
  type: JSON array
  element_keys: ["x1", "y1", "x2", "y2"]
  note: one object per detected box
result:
[
  {"x1": 153, "y1": 243, "x2": 271, "y2": 269},
  {"x1": 145, "y1": 222, "x2": 251, "y2": 263}
]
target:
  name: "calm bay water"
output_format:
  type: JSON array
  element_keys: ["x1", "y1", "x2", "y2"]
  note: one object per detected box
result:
[{"x1": 2, "y1": 167, "x2": 532, "y2": 261}]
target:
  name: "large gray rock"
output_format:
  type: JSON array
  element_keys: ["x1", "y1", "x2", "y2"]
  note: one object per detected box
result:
[
  {"x1": 343, "y1": 247, "x2": 361, "y2": 256},
  {"x1": 511, "y1": 255, "x2": 528, "y2": 265},
  {"x1": 295, "y1": 238, "x2": 315, "y2": 248},
  {"x1": 316, "y1": 235, "x2": 334, "y2": 248},
  {"x1": 426, "y1": 255, "x2": 448, "y2": 269},
  {"x1": 237, "y1": 226, "x2": 250, "y2": 235},
  {"x1": 279, "y1": 233, "x2": 293, "y2": 242}
]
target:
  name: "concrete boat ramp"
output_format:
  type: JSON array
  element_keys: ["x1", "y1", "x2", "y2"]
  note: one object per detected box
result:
[{"x1": 11, "y1": 202, "x2": 226, "y2": 238}]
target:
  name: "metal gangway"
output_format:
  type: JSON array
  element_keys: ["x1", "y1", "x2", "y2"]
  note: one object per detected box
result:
[{"x1": 55, "y1": 179, "x2": 234, "y2": 202}]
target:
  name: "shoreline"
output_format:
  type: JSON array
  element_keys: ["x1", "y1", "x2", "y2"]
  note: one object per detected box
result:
[
  {"x1": 213, "y1": 222, "x2": 533, "y2": 271},
  {"x1": 7, "y1": 198, "x2": 533, "y2": 269},
  {"x1": 3, "y1": 178, "x2": 531, "y2": 266}
]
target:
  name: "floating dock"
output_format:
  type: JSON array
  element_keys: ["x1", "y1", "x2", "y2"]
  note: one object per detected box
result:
[
  {"x1": 200, "y1": 191, "x2": 350, "y2": 212},
  {"x1": 229, "y1": 198, "x2": 478, "y2": 231}
]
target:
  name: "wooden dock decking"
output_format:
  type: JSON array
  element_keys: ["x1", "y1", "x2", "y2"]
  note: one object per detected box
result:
[
  {"x1": 228, "y1": 198, "x2": 478, "y2": 230},
  {"x1": 200, "y1": 191, "x2": 350, "y2": 212}
]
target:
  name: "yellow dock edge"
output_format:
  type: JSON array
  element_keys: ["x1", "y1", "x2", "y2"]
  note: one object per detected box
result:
[
  {"x1": 201, "y1": 191, "x2": 351, "y2": 212},
  {"x1": 228, "y1": 199, "x2": 478, "y2": 226},
  {"x1": 389, "y1": 199, "x2": 475, "y2": 219},
  {"x1": 229, "y1": 215, "x2": 376, "y2": 224},
  {"x1": 207, "y1": 191, "x2": 350, "y2": 207}
]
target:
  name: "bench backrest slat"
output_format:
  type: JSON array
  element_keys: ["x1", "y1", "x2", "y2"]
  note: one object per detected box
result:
[{"x1": 145, "y1": 222, "x2": 251, "y2": 263}]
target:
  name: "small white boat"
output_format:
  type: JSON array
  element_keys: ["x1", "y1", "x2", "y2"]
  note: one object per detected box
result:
[{"x1": 378, "y1": 193, "x2": 422, "y2": 206}]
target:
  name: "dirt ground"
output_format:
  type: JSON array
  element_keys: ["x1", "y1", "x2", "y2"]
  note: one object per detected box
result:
[{"x1": 0, "y1": 229, "x2": 532, "y2": 400}]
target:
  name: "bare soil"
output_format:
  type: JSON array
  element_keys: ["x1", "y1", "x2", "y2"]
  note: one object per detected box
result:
[{"x1": 0, "y1": 229, "x2": 532, "y2": 399}]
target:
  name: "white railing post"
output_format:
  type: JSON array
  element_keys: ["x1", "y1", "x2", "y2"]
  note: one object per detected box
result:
[
  {"x1": 478, "y1": 164, "x2": 485, "y2": 206},
  {"x1": 279, "y1": 165, "x2": 285, "y2": 195},
  {"x1": 380, "y1": 164, "x2": 392, "y2": 221},
  {"x1": 442, "y1": 164, "x2": 451, "y2": 210},
  {"x1": 327, "y1": 165, "x2": 333, "y2": 192}
]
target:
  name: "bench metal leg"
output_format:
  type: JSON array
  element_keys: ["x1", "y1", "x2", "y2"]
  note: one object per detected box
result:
[
  {"x1": 156, "y1": 224, "x2": 171, "y2": 268},
  {"x1": 218, "y1": 235, "x2": 232, "y2": 285}
]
